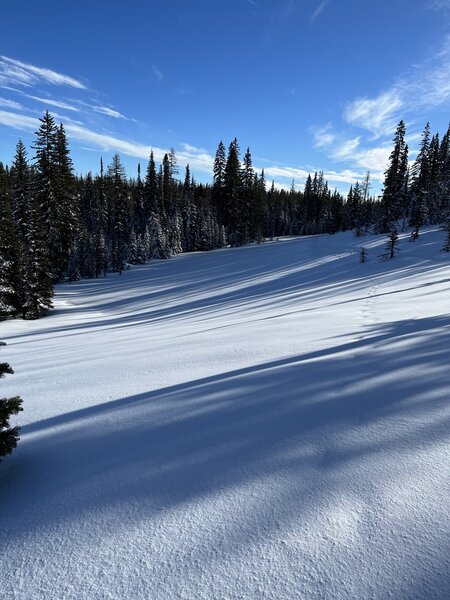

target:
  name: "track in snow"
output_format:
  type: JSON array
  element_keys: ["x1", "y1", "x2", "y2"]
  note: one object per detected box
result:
[{"x1": 1, "y1": 228, "x2": 449, "y2": 600}]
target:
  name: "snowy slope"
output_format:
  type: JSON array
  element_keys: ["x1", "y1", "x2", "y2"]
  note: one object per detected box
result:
[{"x1": 1, "y1": 228, "x2": 449, "y2": 600}]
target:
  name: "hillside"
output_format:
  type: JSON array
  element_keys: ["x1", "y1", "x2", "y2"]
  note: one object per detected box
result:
[{"x1": 1, "y1": 228, "x2": 449, "y2": 599}]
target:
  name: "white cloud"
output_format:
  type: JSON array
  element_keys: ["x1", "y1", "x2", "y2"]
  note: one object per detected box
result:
[
  {"x1": 152, "y1": 65, "x2": 164, "y2": 81},
  {"x1": 0, "y1": 55, "x2": 86, "y2": 89},
  {"x1": 330, "y1": 136, "x2": 361, "y2": 159},
  {"x1": 173, "y1": 86, "x2": 193, "y2": 96},
  {"x1": 0, "y1": 108, "x2": 215, "y2": 174},
  {"x1": 93, "y1": 106, "x2": 127, "y2": 119},
  {"x1": 24, "y1": 95, "x2": 80, "y2": 112},
  {"x1": 312, "y1": 124, "x2": 389, "y2": 181},
  {"x1": 428, "y1": 0, "x2": 450, "y2": 10},
  {"x1": 181, "y1": 143, "x2": 209, "y2": 154},
  {"x1": 312, "y1": 123, "x2": 335, "y2": 148},
  {"x1": 263, "y1": 162, "x2": 363, "y2": 186},
  {"x1": 344, "y1": 90, "x2": 403, "y2": 138},
  {"x1": 0, "y1": 97, "x2": 23, "y2": 109},
  {"x1": 343, "y1": 38, "x2": 450, "y2": 139},
  {"x1": 310, "y1": 0, "x2": 330, "y2": 22},
  {"x1": 0, "y1": 109, "x2": 37, "y2": 131},
  {"x1": 264, "y1": 165, "x2": 310, "y2": 180}
]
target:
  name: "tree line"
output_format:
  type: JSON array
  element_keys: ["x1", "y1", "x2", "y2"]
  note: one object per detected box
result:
[{"x1": 1, "y1": 112, "x2": 449, "y2": 321}]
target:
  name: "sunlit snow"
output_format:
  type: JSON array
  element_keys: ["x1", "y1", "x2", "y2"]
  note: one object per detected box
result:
[{"x1": 1, "y1": 228, "x2": 449, "y2": 599}]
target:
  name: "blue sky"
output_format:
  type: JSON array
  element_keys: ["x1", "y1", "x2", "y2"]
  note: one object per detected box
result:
[{"x1": 1, "y1": 0, "x2": 450, "y2": 194}]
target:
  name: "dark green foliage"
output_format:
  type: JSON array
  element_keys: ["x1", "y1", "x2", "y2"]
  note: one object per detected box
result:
[
  {"x1": 0, "y1": 342, "x2": 23, "y2": 461},
  {"x1": 380, "y1": 229, "x2": 399, "y2": 260},
  {"x1": 442, "y1": 220, "x2": 450, "y2": 252},
  {"x1": 380, "y1": 120, "x2": 408, "y2": 233},
  {"x1": 4, "y1": 111, "x2": 450, "y2": 324},
  {"x1": 0, "y1": 163, "x2": 20, "y2": 318}
]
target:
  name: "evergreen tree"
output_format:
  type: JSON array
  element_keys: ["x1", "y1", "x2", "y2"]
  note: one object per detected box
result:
[
  {"x1": 54, "y1": 123, "x2": 78, "y2": 275},
  {"x1": 380, "y1": 120, "x2": 408, "y2": 232},
  {"x1": 0, "y1": 341, "x2": 23, "y2": 461},
  {"x1": 409, "y1": 123, "x2": 431, "y2": 237},
  {"x1": 21, "y1": 195, "x2": 53, "y2": 319},
  {"x1": 32, "y1": 111, "x2": 62, "y2": 280},
  {"x1": 212, "y1": 141, "x2": 226, "y2": 223},
  {"x1": 224, "y1": 138, "x2": 243, "y2": 245},
  {"x1": 145, "y1": 151, "x2": 159, "y2": 217},
  {"x1": 0, "y1": 163, "x2": 20, "y2": 318},
  {"x1": 442, "y1": 218, "x2": 450, "y2": 252},
  {"x1": 107, "y1": 154, "x2": 130, "y2": 273},
  {"x1": 380, "y1": 229, "x2": 399, "y2": 260}
]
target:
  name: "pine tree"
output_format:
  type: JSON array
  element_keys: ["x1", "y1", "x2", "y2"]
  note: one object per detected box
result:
[
  {"x1": 54, "y1": 123, "x2": 78, "y2": 276},
  {"x1": 161, "y1": 153, "x2": 171, "y2": 214},
  {"x1": 133, "y1": 163, "x2": 146, "y2": 236},
  {"x1": 212, "y1": 141, "x2": 226, "y2": 223},
  {"x1": 0, "y1": 341, "x2": 23, "y2": 461},
  {"x1": 409, "y1": 123, "x2": 431, "y2": 237},
  {"x1": 266, "y1": 180, "x2": 276, "y2": 240},
  {"x1": 107, "y1": 154, "x2": 130, "y2": 273},
  {"x1": 0, "y1": 163, "x2": 20, "y2": 318},
  {"x1": 224, "y1": 138, "x2": 243, "y2": 245},
  {"x1": 145, "y1": 151, "x2": 159, "y2": 217},
  {"x1": 32, "y1": 111, "x2": 61, "y2": 280},
  {"x1": 380, "y1": 229, "x2": 399, "y2": 260},
  {"x1": 442, "y1": 219, "x2": 450, "y2": 252},
  {"x1": 380, "y1": 120, "x2": 408, "y2": 233},
  {"x1": 21, "y1": 196, "x2": 53, "y2": 319}
]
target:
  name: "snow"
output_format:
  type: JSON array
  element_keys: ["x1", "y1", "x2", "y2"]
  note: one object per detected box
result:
[{"x1": 1, "y1": 227, "x2": 449, "y2": 599}]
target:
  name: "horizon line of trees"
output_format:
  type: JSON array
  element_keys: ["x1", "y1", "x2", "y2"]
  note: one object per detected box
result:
[{"x1": 1, "y1": 112, "x2": 449, "y2": 321}]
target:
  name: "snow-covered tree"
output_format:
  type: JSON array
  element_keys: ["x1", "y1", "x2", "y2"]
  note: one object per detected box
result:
[{"x1": 0, "y1": 341, "x2": 23, "y2": 462}]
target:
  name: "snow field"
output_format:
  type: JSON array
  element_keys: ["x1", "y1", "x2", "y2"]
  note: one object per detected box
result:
[{"x1": 1, "y1": 228, "x2": 449, "y2": 599}]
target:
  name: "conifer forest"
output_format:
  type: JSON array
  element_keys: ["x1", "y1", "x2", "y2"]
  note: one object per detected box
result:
[{"x1": 1, "y1": 113, "x2": 449, "y2": 321}]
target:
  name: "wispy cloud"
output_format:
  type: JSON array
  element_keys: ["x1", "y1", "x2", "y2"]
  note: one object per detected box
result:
[
  {"x1": 0, "y1": 109, "x2": 213, "y2": 174},
  {"x1": 264, "y1": 163, "x2": 362, "y2": 186},
  {"x1": 312, "y1": 125, "x2": 390, "y2": 180},
  {"x1": 344, "y1": 90, "x2": 403, "y2": 138},
  {"x1": 343, "y1": 37, "x2": 450, "y2": 138},
  {"x1": 0, "y1": 109, "x2": 37, "y2": 131},
  {"x1": 152, "y1": 65, "x2": 164, "y2": 81},
  {"x1": 173, "y1": 86, "x2": 193, "y2": 96},
  {"x1": 24, "y1": 94, "x2": 81, "y2": 112},
  {"x1": 311, "y1": 35, "x2": 450, "y2": 186},
  {"x1": 0, "y1": 55, "x2": 86, "y2": 89},
  {"x1": 311, "y1": 123, "x2": 335, "y2": 149},
  {"x1": 310, "y1": 0, "x2": 330, "y2": 23},
  {"x1": 0, "y1": 97, "x2": 23, "y2": 109},
  {"x1": 428, "y1": 0, "x2": 450, "y2": 11},
  {"x1": 92, "y1": 105, "x2": 128, "y2": 119}
]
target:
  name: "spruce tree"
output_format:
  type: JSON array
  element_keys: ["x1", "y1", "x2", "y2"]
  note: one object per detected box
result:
[
  {"x1": 380, "y1": 120, "x2": 408, "y2": 233},
  {"x1": 0, "y1": 163, "x2": 20, "y2": 318},
  {"x1": 32, "y1": 111, "x2": 61, "y2": 280},
  {"x1": 224, "y1": 138, "x2": 243, "y2": 245},
  {"x1": 212, "y1": 141, "x2": 226, "y2": 223},
  {"x1": 107, "y1": 154, "x2": 130, "y2": 273},
  {"x1": 409, "y1": 123, "x2": 430, "y2": 238},
  {"x1": 144, "y1": 151, "x2": 159, "y2": 216},
  {"x1": 0, "y1": 341, "x2": 23, "y2": 461},
  {"x1": 380, "y1": 229, "x2": 399, "y2": 260},
  {"x1": 54, "y1": 123, "x2": 78, "y2": 276}
]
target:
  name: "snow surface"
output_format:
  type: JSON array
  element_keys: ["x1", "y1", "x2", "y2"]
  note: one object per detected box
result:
[{"x1": 1, "y1": 228, "x2": 449, "y2": 600}]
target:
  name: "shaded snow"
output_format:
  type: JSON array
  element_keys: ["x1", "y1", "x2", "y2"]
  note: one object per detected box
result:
[{"x1": 1, "y1": 228, "x2": 449, "y2": 599}]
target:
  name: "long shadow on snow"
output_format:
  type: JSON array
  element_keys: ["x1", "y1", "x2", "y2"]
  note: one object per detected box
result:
[
  {"x1": 6, "y1": 241, "x2": 447, "y2": 343},
  {"x1": 1, "y1": 316, "x2": 449, "y2": 597},
  {"x1": 1, "y1": 315, "x2": 449, "y2": 532}
]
